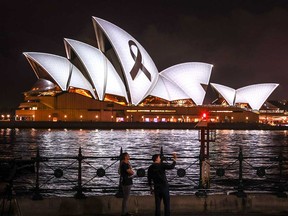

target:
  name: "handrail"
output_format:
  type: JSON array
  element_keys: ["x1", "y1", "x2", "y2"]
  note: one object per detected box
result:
[{"x1": 0, "y1": 147, "x2": 287, "y2": 200}]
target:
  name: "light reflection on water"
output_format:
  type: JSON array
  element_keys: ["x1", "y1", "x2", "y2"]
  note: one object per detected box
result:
[
  {"x1": 1, "y1": 128, "x2": 288, "y2": 166},
  {"x1": 0, "y1": 128, "x2": 287, "y2": 195}
]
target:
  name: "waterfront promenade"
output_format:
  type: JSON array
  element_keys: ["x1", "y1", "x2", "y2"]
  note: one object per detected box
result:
[
  {"x1": 1, "y1": 179, "x2": 287, "y2": 216},
  {"x1": 8, "y1": 194, "x2": 288, "y2": 216}
]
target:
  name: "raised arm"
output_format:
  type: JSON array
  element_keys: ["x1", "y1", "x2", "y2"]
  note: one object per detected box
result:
[{"x1": 163, "y1": 153, "x2": 177, "y2": 170}]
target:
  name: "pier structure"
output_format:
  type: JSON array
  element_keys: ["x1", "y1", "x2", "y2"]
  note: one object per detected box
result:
[{"x1": 195, "y1": 118, "x2": 216, "y2": 197}]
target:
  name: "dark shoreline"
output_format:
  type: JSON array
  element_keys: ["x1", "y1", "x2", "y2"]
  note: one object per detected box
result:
[{"x1": 0, "y1": 121, "x2": 287, "y2": 130}]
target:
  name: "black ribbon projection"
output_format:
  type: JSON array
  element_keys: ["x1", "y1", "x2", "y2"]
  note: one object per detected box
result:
[{"x1": 128, "y1": 40, "x2": 151, "y2": 81}]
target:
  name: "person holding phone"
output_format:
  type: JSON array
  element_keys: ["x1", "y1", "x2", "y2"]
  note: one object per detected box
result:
[{"x1": 148, "y1": 152, "x2": 177, "y2": 216}]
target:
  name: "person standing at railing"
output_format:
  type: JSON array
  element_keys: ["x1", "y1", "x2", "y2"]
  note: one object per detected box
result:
[
  {"x1": 120, "y1": 152, "x2": 134, "y2": 216},
  {"x1": 148, "y1": 152, "x2": 177, "y2": 216}
]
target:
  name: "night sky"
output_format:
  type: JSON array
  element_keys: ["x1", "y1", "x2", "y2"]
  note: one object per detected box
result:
[{"x1": 1, "y1": 0, "x2": 288, "y2": 110}]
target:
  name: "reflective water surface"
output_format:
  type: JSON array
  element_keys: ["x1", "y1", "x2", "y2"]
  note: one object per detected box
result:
[
  {"x1": 1, "y1": 129, "x2": 287, "y2": 157},
  {"x1": 0, "y1": 128, "x2": 288, "y2": 196}
]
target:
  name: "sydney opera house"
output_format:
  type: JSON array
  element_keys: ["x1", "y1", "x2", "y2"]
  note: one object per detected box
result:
[{"x1": 15, "y1": 17, "x2": 285, "y2": 124}]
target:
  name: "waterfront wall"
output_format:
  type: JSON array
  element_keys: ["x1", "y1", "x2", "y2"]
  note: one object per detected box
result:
[
  {"x1": 13, "y1": 194, "x2": 288, "y2": 215},
  {"x1": 0, "y1": 121, "x2": 287, "y2": 130}
]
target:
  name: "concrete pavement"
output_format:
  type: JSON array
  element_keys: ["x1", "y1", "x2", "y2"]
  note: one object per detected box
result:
[{"x1": 11, "y1": 194, "x2": 288, "y2": 216}]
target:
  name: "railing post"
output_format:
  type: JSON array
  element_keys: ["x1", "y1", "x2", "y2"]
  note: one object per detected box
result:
[
  {"x1": 32, "y1": 148, "x2": 43, "y2": 200},
  {"x1": 195, "y1": 152, "x2": 206, "y2": 196},
  {"x1": 194, "y1": 121, "x2": 215, "y2": 197},
  {"x1": 276, "y1": 153, "x2": 287, "y2": 198},
  {"x1": 115, "y1": 147, "x2": 123, "y2": 198},
  {"x1": 1, "y1": 160, "x2": 15, "y2": 215},
  {"x1": 196, "y1": 127, "x2": 207, "y2": 197},
  {"x1": 74, "y1": 147, "x2": 86, "y2": 199},
  {"x1": 235, "y1": 146, "x2": 246, "y2": 197}
]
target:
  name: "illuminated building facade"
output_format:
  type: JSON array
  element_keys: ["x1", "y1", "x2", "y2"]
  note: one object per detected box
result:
[
  {"x1": 15, "y1": 17, "x2": 281, "y2": 124},
  {"x1": 210, "y1": 83, "x2": 279, "y2": 110}
]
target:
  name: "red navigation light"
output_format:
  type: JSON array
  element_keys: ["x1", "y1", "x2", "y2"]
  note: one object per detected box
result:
[{"x1": 201, "y1": 112, "x2": 208, "y2": 120}]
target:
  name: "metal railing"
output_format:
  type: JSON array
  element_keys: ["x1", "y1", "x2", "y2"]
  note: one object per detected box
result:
[{"x1": 1, "y1": 146, "x2": 287, "y2": 203}]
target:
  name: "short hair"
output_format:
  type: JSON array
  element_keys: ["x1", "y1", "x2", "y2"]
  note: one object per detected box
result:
[{"x1": 152, "y1": 154, "x2": 160, "y2": 162}]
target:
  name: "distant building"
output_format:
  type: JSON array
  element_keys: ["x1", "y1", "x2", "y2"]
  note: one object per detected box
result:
[
  {"x1": 259, "y1": 100, "x2": 288, "y2": 126},
  {"x1": 15, "y1": 17, "x2": 283, "y2": 124}
]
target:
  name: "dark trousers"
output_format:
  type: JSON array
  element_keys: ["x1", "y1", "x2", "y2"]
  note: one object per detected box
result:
[{"x1": 154, "y1": 185, "x2": 170, "y2": 216}]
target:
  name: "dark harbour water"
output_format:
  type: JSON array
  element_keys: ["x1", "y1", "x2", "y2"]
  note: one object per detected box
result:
[{"x1": 0, "y1": 128, "x2": 288, "y2": 196}]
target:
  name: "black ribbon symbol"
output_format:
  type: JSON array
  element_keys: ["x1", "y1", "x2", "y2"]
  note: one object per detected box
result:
[{"x1": 128, "y1": 40, "x2": 151, "y2": 81}]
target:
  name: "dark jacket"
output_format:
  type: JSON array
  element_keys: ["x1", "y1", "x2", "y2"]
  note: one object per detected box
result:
[{"x1": 148, "y1": 160, "x2": 176, "y2": 187}]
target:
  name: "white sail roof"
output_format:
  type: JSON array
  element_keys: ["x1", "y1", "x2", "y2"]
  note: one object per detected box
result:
[
  {"x1": 23, "y1": 52, "x2": 96, "y2": 98},
  {"x1": 64, "y1": 38, "x2": 128, "y2": 101},
  {"x1": 150, "y1": 74, "x2": 190, "y2": 101},
  {"x1": 235, "y1": 83, "x2": 279, "y2": 110},
  {"x1": 92, "y1": 17, "x2": 159, "y2": 105},
  {"x1": 160, "y1": 62, "x2": 213, "y2": 105},
  {"x1": 211, "y1": 83, "x2": 279, "y2": 110},
  {"x1": 210, "y1": 83, "x2": 236, "y2": 105},
  {"x1": 23, "y1": 17, "x2": 279, "y2": 109}
]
